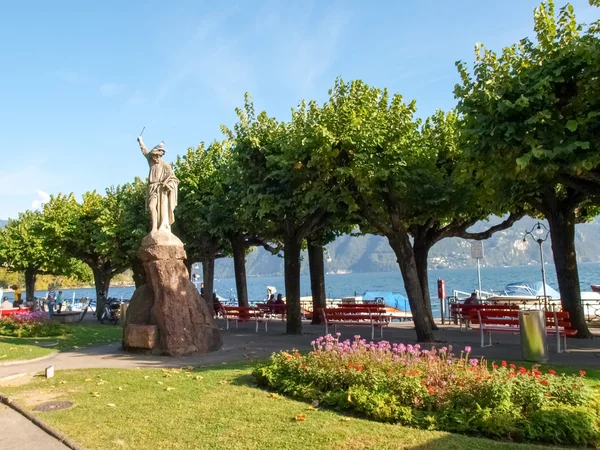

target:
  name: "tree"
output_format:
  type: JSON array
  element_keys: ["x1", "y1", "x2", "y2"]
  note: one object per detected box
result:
[
  {"x1": 406, "y1": 110, "x2": 523, "y2": 330},
  {"x1": 106, "y1": 178, "x2": 149, "y2": 288},
  {"x1": 317, "y1": 79, "x2": 435, "y2": 342},
  {"x1": 42, "y1": 192, "x2": 128, "y2": 309},
  {"x1": 174, "y1": 141, "x2": 230, "y2": 302},
  {"x1": 226, "y1": 96, "x2": 335, "y2": 334},
  {"x1": 0, "y1": 210, "x2": 80, "y2": 303},
  {"x1": 455, "y1": 0, "x2": 600, "y2": 337}
]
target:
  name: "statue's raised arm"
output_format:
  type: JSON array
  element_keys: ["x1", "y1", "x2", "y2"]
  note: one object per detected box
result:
[{"x1": 138, "y1": 136, "x2": 149, "y2": 156}]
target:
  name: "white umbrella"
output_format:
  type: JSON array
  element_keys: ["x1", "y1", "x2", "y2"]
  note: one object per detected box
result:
[{"x1": 266, "y1": 286, "x2": 277, "y2": 295}]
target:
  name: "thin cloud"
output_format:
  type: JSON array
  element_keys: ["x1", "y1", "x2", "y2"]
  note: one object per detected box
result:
[
  {"x1": 126, "y1": 90, "x2": 146, "y2": 106},
  {"x1": 32, "y1": 190, "x2": 51, "y2": 210},
  {"x1": 100, "y1": 83, "x2": 125, "y2": 97}
]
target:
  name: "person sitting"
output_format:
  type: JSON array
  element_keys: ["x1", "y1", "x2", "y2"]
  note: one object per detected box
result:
[
  {"x1": 275, "y1": 293, "x2": 284, "y2": 305},
  {"x1": 464, "y1": 292, "x2": 479, "y2": 306},
  {"x1": 212, "y1": 293, "x2": 222, "y2": 317},
  {"x1": 267, "y1": 294, "x2": 275, "y2": 305},
  {"x1": 1, "y1": 296, "x2": 12, "y2": 309},
  {"x1": 461, "y1": 292, "x2": 480, "y2": 329},
  {"x1": 13, "y1": 285, "x2": 23, "y2": 307}
]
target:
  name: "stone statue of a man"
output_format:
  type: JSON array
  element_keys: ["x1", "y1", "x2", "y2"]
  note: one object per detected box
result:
[{"x1": 137, "y1": 136, "x2": 179, "y2": 232}]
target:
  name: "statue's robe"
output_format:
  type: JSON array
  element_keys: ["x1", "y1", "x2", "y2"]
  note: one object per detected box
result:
[{"x1": 146, "y1": 157, "x2": 179, "y2": 226}]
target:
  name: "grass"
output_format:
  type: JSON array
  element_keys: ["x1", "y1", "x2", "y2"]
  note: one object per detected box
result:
[
  {"x1": 0, "y1": 364, "x2": 567, "y2": 450},
  {"x1": 0, "y1": 323, "x2": 122, "y2": 362}
]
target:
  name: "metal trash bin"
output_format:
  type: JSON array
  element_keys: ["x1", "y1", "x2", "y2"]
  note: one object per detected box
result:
[
  {"x1": 120, "y1": 303, "x2": 128, "y2": 325},
  {"x1": 519, "y1": 310, "x2": 548, "y2": 362}
]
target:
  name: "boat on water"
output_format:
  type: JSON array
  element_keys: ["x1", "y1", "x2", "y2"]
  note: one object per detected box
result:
[
  {"x1": 448, "y1": 281, "x2": 600, "y2": 321},
  {"x1": 592, "y1": 285, "x2": 600, "y2": 294}
]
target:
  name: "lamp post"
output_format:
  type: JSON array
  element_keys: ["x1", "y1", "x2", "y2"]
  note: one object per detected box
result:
[{"x1": 523, "y1": 222, "x2": 550, "y2": 309}]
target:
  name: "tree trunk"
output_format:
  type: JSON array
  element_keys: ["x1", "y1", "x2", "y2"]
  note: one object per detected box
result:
[
  {"x1": 413, "y1": 240, "x2": 439, "y2": 331},
  {"x1": 284, "y1": 237, "x2": 303, "y2": 334},
  {"x1": 307, "y1": 239, "x2": 326, "y2": 324},
  {"x1": 231, "y1": 235, "x2": 249, "y2": 307},
  {"x1": 387, "y1": 232, "x2": 435, "y2": 342},
  {"x1": 202, "y1": 253, "x2": 215, "y2": 304},
  {"x1": 131, "y1": 257, "x2": 147, "y2": 288},
  {"x1": 24, "y1": 267, "x2": 38, "y2": 309},
  {"x1": 92, "y1": 264, "x2": 113, "y2": 322},
  {"x1": 547, "y1": 207, "x2": 592, "y2": 338}
]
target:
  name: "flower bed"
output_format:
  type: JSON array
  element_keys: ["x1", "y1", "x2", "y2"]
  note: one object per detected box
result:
[
  {"x1": 253, "y1": 334, "x2": 599, "y2": 446},
  {"x1": 0, "y1": 311, "x2": 69, "y2": 337}
]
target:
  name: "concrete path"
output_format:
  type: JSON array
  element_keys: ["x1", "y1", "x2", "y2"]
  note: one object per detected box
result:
[
  {"x1": 1, "y1": 319, "x2": 600, "y2": 384},
  {"x1": 0, "y1": 406, "x2": 68, "y2": 450}
]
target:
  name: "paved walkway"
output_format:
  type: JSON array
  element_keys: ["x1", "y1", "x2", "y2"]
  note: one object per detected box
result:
[
  {"x1": 1, "y1": 319, "x2": 600, "y2": 383},
  {"x1": 0, "y1": 406, "x2": 68, "y2": 449}
]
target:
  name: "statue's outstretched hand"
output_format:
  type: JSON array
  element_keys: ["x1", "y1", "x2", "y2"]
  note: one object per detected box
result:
[{"x1": 137, "y1": 136, "x2": 143, "y2": 143}]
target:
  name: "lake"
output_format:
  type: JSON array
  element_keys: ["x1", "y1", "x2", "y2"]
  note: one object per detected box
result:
[{"x1": 4, "y1": 262, "x2": 598, "y2": 311}]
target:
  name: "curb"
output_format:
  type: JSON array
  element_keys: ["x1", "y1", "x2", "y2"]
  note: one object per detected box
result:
[
  {"x1": 0, "y1": 351, "x2": 58, "y2": 367},
  {"x1": 0, "y1": 392, "x2": 86, "y2": 450}
]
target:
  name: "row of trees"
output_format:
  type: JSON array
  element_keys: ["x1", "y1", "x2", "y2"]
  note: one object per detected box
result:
[{"x1": 1, "y1": 0, "x2": 598, "y2": 340}]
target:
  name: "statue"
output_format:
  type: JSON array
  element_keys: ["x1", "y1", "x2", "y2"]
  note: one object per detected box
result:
[{"x1": 137, "y1": 136, "x2": 179, "y2": 232}]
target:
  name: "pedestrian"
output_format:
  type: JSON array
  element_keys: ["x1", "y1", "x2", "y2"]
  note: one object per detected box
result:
[{"x1": 47, "y1": 285, "x2": 56, "y2": 318}]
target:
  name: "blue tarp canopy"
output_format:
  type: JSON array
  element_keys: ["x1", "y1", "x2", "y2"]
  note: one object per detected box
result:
[
  {"x1": 363, "y1": 291, "x2": 408, "y2": 311},
  {"x1": 502, "y1": 282, "x2": 560, "y2": 299}
]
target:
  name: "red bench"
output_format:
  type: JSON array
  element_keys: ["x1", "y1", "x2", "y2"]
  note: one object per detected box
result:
[
  {"x1": 469, "y1": 308, "x2": 577, "y2": 352},
  {"x1": 450, "y1": 303, "x2": 520, "y2": 331},
  {"x1": 0, "y1": 307, "x2": 31, "y2": 316},
  {"x1": 222, "y1": 306, "x2": 270, "y2": 332},
  {"x1": 546, "y1": 311, "x2": 578, "y2": 353},
  {"x1": 256, "y1": 303, "x2": 286, "y2": 321},
  {"x1": 320, "y1": 307, "x2": 390, "y2": 340}
]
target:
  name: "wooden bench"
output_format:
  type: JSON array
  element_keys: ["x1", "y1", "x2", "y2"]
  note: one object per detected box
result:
[
  {"x1": 450, "y1": 303, "x2": 520, "y2": 331},
  {"x1": 0, "y1": 307, "x2": 31, "y2": 316},
  {"x1": 222, "y1": 306, "x2": 271, "y2": 332},
  {"x1": 256, "y1": 303, "x2": 286, "y2": 321},
  {"x1": 320, "y1": 307, "x2": 390, "y2": 340},
  {"x1": 469, "y1": 308, "x2": 577, "y2": 352},
  {"x1": 546, "y1": 311, "x2": 578, "y2": 353}
]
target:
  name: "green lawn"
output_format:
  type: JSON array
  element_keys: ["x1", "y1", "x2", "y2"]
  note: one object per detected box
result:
[
  {"x1": 0, "y1": 323, "x2": 122, "y2": 362},
  {"x1": 1, "y1": 364, "x2": 565, "y2": 450}
]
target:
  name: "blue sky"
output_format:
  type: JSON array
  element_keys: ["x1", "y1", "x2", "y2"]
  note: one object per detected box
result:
[{"x1": 1, "y1": 0, "x2": 598, "y2": 219}]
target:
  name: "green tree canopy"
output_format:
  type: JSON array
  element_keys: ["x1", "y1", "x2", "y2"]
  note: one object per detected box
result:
[
  {"x1": 42, "y1": 191, "x2": 128, "y2": 301},
  {"x1": 455, "y1": 0, "x2": 600, "y2": 336},
  {"x1": 0, "y1": 210, "x2": 81, "y2": 302}
]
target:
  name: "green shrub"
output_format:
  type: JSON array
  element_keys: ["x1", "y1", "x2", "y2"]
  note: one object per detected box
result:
[{"x1": 253, "y1": 334, "x2": 599, "y2": 446}]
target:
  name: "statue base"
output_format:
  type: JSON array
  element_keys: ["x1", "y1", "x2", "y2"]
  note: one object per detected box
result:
[{"x1": 123, "y1": 230, "x2": 222, "y2": 356}]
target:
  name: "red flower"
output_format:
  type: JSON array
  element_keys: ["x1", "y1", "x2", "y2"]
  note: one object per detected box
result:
[
  {"x1": 476, "y1": 376, "x2": 482, "y2": 381},
  {"x1": 518, "y1": 367, "x2": 527, "y2": 374},
  {"x1": 501, "y1": 361, "x2": 507, "y2": 367},
  {"x1": 533, "y1": 370, "x2": 542, "y2": 377},
  {"x1": 510, "y1": 364, "x2": 516, "y2": 369},
  {"x1": 428, "y1": 387, "x2": 435, "y2": 395},
  {"x1": 541, "y1": 379, "x2": 549, "y2": 386},
  {"x1": 357, "y1": 365, "x2": 363, "y2": 371},
  {"x1": 492, "y1": 364, "x2": 498, "y2": 370},
  {"x1": 348, "y1": 362, "x2": 354, "y2": 367},
  {"x1": 420, "y1": 381, "x2": 426, "y2": 386},
  {"x1": 286, "y1": 355, "x2": 292, "y2": 360},
  {"x1": 580, "y1": 370, "x2": 587, "y2": 376},
  {"x1": 548, "y1": 369, "x2": 556, "y2": 375}
]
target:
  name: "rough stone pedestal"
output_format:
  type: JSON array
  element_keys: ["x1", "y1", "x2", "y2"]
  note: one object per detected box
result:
[{"x1": 123, "y1": 230, "x2": 222, "y2": 356}]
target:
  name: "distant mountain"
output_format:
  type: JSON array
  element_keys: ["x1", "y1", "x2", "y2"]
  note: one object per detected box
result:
[
  {"x1": 213, "y1": 216, "x2": 600, "y2": 278},
  {"x1": 0, "y1": 219, "x2": 7, "y2": 229}
]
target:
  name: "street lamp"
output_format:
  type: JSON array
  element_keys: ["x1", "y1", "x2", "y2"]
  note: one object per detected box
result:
[{"x1": 523, "y1": 222, "x2": 550, "y2": 308}]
